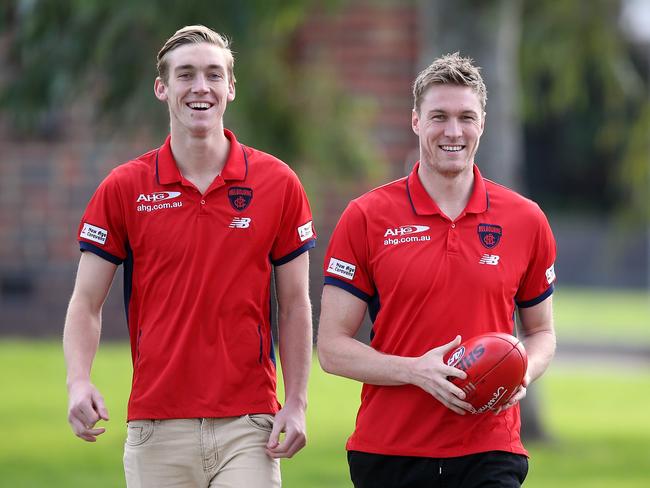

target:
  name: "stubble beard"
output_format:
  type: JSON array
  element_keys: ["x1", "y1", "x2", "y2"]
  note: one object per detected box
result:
[{"x1": 421, "y1": 146, "x2": 471, "y2": 180}]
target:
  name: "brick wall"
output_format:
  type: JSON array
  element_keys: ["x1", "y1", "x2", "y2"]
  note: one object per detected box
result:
[
  {"x1": 296, "y1": 0, "x2": 419, "y2": 173},
  {"x1": 0, "y1": 114, "x2": 151, "y2": 337}
]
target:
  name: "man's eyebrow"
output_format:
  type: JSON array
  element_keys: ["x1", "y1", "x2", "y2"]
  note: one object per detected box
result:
[
  {"x1": 426, "y1": 108, "x2": 480, "y2": 115},
  {"x1": 174, "y1": 64, "x2": 225, "y2": 72}
]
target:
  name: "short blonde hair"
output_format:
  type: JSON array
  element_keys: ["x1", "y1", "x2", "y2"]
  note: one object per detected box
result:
[
  {"x1": 157, "y1": 25, "x2": 235, "y2": 84},
  {"x1": 413, "y1": 52, "x2": 486, "y2": 112}
]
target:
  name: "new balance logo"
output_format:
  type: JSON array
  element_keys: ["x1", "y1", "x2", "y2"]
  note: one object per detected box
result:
[
  {"x1": 229, "y1": 217, "x2": 251, "y2": 229},
  {"x1": 479, "y1": 254, "x2": 500, "y2": 266}
]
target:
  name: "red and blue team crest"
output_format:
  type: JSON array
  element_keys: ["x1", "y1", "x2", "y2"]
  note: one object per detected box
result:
[
  {"x1": 228, "y1": 187, "x2": 253, "y2": 211},
  {"x1": 478, "y1": 223, "x2": 502, "y2": 249}
]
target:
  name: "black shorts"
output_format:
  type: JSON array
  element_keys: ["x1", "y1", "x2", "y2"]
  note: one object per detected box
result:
[{"x1": 348, "y1": 450, "x2": 528, "y2": 488}]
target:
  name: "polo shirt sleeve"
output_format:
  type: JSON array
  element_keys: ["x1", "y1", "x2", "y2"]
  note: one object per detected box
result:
[
  {"x1": 515, "y1": 207, "x2": 557, "y2": 308},
  {"x1": 270, "y1": 170, "x2": 316, "y2": 266},
  {"x1": 323, "y1": 201, "x2": 375, "y2": 302},
  {"x1": 77, "y1": 170, "x2": 128, "y2": 265}
]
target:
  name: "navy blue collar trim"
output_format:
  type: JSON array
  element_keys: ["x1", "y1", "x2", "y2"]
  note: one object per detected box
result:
[
  {"x1": 155, "y1": 150, "x2": 161, "y2": 185},
  {"x1": 240, "y1": 143, "x2": 249, "y2": 181},
  {"x1": 405, "y1": 174, "x2": 418, "y2": 216}
]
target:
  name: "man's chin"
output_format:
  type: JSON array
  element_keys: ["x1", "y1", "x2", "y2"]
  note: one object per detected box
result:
[
  {"x1": 179, "y1": 123, "x2": 221, "y2": 138},
  {"x1": 422, "y1": 160, "x2": 471, "y2": 179}
]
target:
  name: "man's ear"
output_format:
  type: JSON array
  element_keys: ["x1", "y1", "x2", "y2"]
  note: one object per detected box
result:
[
  {"x1": 227, "y1": 79, "x2": 236, "y2": 103},
  {"x1": 154, "y1": 77, "x2": 168, "y2": 102},
  {"x1": 412, "y1": 109, "x2": 420, "y2": 136}
]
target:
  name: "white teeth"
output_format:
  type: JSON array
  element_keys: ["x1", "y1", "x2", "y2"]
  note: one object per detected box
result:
[
  {"x1": 188, "y1": 102, "x2": 211, "y2": 110},
  {"x1": 441, "y1": 145, "x2": 463, "y2": 152}
]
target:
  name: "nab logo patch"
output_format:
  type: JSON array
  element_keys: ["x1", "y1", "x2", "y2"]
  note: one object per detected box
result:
[
  {"x1": 478, "y1": 223, "x2": 502, "y2": 249},
  {"x1": 297, "y1": 221, "x2": 314, "y2": 242},
  {"x1": 229, "y1": 217, "x2": 251, "y2": 229},
  {"x1": 327, "y1": 257, "x2": 356, "y2": 280},
  {"x1": 80, "y1": 223, "x2": 108, "y2": 245},
  {"x1": 546, "y1": 263, "x2": 556, "y2": 284},
  {"x1": 228, "y1": 187, "x2": 253, "y2": 211}
]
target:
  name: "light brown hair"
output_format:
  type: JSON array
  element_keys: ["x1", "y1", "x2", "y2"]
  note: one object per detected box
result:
[
  {"x1": 157, "y1": 25, "x2": 235, "y2": 84},
  {"x1": 413, "y1": 52, "x2": 486, "y2": 113}
]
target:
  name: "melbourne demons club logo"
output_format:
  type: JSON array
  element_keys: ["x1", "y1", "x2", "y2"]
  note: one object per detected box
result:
[
  {"x1": 228, "y1": 187, "x2": 253, "y2": 211},
  {"x1": 477, "y1": 223, "x2": 502, "y2": 249}
]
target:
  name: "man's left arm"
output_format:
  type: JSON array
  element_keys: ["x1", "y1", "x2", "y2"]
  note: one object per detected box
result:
[
  {"x1": 497, "y1": 296, "x2": 556, "y2": 413},
  {"x1": 266, "y1": 251, "x2": 312, "y2": 458}
]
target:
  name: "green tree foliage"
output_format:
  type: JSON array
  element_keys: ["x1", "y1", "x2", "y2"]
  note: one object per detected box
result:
[
  {"x1": 520, "y1": 0, "x2": 649, "y2": 221},
  {"x1": 0, "y1": 0, "x2": 382, "y2": 182}
]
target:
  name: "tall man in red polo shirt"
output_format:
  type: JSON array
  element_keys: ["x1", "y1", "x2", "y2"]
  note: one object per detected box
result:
[
  {"x1": 318, "y1": 53, "x2": 556, "y2": 488},
  {"x1": 63, "y1": 25, "x2": 315, "y2": 487}
]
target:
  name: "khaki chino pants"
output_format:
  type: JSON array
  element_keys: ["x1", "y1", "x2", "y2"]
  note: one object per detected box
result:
[{"x1": 123, "y1": 415, "x2": 281, "y2": 488}]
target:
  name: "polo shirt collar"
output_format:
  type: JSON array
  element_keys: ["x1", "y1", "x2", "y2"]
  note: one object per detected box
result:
[
  {"x1": 156, "y1": 129, "x2": 247, "y2": 185},
  {"x1": 406, "y1": 162, "x2": 489, "y2": 217}
]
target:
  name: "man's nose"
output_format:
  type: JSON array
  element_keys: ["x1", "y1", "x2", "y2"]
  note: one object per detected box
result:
[
  {"x1": 192, "y1": 74, "x2": 209, "y2": 93},
  {"x1": 443, "y1": 118, "x2": 462, "y2": 138}
]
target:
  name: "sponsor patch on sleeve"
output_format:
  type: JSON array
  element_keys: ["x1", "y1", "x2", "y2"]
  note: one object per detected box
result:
[
  {"x1": 297, "y1": 221, "x2": 314, "y2": 242},
  {"x1": 80, "y1": 223, "x2": 108, "y2": 245},
  {"x1": 545, "y1": 263, "x2": 556, "y2": 285},
  {"x1": 327, "y1": 257, "x2": 356, "y2": 280}
]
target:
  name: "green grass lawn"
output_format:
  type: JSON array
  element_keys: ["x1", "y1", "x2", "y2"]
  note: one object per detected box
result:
[{"x1": 1, "y1": 339, "x2": 649, "y2": 487}]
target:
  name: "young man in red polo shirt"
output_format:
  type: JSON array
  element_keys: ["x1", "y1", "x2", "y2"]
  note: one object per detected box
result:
[
  {"x1": 318, "y1": 53, "x2": 556, "y2": 487},
  {"x1": 63, "y1": 25, "x2": 315, "y2": 487}
]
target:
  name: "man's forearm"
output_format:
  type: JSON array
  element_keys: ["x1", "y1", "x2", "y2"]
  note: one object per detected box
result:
[
  {"x1": 277, "y1": 300, "x2": 312, "y2": 407},
  {"x1": 521, "y1": 329, "x2": 556, "y2": 383},
  {"x1": 63, "y1": 298, "x2": 102, "y2": 387},
  {"x1": 318, "y1": 332, "x2": 416, "y2": 386}
]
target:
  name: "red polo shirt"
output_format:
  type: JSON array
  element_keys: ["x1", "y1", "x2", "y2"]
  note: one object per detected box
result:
[
  {"x1": 78, "y1": 129, "x2": 316, "y2": 420},
  {"x1": 323, "y1": 162, "x2": 556, "y2": 458}
]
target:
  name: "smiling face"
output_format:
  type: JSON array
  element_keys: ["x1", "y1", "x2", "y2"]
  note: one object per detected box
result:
[
  {"x1": 412, "y1": 83, "x2": 485, "y2": 179},
  {"x1": 154, "y1": 42, "x2": 235, "y2": 138}
]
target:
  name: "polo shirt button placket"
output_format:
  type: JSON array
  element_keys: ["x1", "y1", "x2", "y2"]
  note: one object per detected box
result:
[
  {"x1": 199, "y1": 197, "x2": 207, "y2": 216},
  {"x1": 448, "y1": 222, "x2": 459, "y2": 253}
]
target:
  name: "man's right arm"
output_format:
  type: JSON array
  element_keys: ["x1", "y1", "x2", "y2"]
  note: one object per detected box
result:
[
  {"x1": 63, "y1": 251, "x2": 117, "y2": 442},
  {"x1": 317, "y1": 285, "x2": 473, "y2": 415}
]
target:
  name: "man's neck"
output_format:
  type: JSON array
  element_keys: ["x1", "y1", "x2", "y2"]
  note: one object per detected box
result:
[
  {"x1": 417, "y1": 162, "x2": 475, "y2": 222},
  {"x1": 170, "y1": 125, "x2": 230, "y2": 194}
]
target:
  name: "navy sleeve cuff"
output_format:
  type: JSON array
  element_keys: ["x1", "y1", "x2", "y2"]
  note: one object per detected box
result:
[
  {"x1": 516, "y1": 283, "x2": 554, "y2": 308},
  {"x1": 80, "y1": 241, "x2": 123, "y2": 265},
  {"x1": 272, "y1": 239, "x2": 316, "y2": 266},
  {"x1": 323, "y1": 276, "x2": 373, "y2": 303}
]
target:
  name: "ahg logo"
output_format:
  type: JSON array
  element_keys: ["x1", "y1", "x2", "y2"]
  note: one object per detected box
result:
[
  {"x1": 384, "y1": 225, "x2": 430, "y2": 237},
  {"x1": 136, "y1": 191, "x2": 181, "y2": 203}
]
